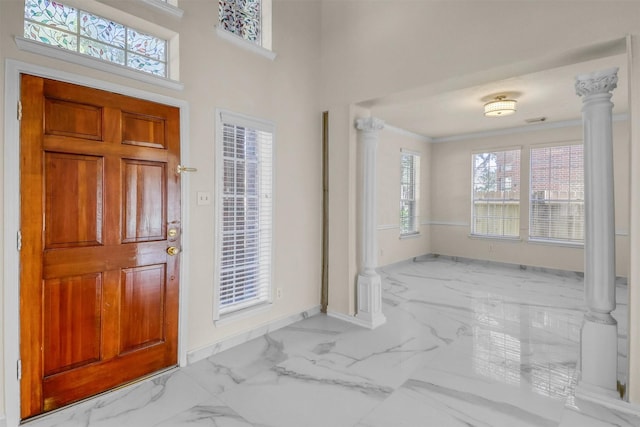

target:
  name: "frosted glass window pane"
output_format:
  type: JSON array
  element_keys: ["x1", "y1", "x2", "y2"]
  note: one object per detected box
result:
[
  {"x1": 127, "y1": 53, "x2": 166, "y2": 76},
  {"x1": 25, "y1": 0, "x2": 77, "y2": 32},
  {"x1": 219, "y1": 0, "x2": 261, "y2": 44},
  {"x1": 128, "y1": 29, "x2": 166, "y2": 61},
  {"x1": 80, "y1": 12, "x2": 125, "y2": 48},
  {"x1": 80, "y1": 38, "x2": 125, "y2": 64},
  {"x1": 238, "y1": 0, "x2": 260, "y2": 18},
  {"x1": 24, "y1": 21, "x2": 77, "y2": 51},
  {"x1": 24, "y1": 0, "x2": 169, "y2": 78}
]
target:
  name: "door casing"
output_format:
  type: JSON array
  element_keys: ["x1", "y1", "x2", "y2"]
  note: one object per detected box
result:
[{"x1": 3, "y1": 59, "x2": 191, "y2": 427}]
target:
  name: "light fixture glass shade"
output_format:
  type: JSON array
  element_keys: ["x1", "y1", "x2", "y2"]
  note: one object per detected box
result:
[{"x1": 484, "y1": 97, "x2": 517, "y2": 117}]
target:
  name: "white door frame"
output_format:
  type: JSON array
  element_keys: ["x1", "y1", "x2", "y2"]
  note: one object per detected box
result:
[{"x1": 3, "y1": 59, "x2": 191, "y2": 427}]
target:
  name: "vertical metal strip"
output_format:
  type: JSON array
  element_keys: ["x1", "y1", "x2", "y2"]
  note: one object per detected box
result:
[{"x1": 321, "y1": 111, "x2": 329, "y2": 313}]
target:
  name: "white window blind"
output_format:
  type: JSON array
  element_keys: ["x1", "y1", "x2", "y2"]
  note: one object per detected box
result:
[
  {"x1": 216, "y1": 111, "x2": 273, "y2": 317},
  {"x1": 400, "y1": 150, "x2": 420, "y2": 236},
  {"x1": 472, "y1": 149, "x2": 521, "y2": 238},
  {"x1": 529, "y1": 144, "x2": 584, "y2": 243}
]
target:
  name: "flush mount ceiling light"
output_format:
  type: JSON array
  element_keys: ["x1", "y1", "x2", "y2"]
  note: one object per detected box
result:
[{"x1": 484, "y1": 95, "x2": 517, "y2": 117}]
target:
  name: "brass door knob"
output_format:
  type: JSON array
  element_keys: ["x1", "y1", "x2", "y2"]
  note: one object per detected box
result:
[{"x1": 167, "y1": 246, "x2": 180, "y2": 256}]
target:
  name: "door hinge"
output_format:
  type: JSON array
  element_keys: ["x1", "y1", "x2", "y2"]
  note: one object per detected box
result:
[
  {"x1": 17, "y1": 359, "x2": 22, "y2": 380},
  {"x1": 17, "y1": 100, "x2": 22, "y2": 121},
  {"x1": 17, "y1": 230, "x2": 22, "y2": 251}
]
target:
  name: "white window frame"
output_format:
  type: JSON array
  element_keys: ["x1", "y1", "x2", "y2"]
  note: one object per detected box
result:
[
  {"x1": 17, "y1": 0, "x2": 182, "y2": 89},
  {"x1": 214, "y1": 109, "x2": 275, "y2": 323},
  {"x1": 139, "y1": 0, "x2": 184, "y2": 18},
  {"x1": 400, "y1": 149, "x2": 420, "y2": 237},
  {"x1": 471, "y1": 148, "x2": 521, "y2": 239},
  {"x1": 529, "y1": 143, "x2": 584, "y2": 246}
]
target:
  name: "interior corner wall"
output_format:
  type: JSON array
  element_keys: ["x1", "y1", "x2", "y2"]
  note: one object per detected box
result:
[
  {"x1": 376, "y1": 129, "x2": 431, "y2": 267},
  {"x1": 326, "y1": 104, "x2": 355, "y2": 315},
  {"x1": 326, "y1": 104, "x2": 370, "y2": 317},
  {"x1": 428, "y1": 121, "x2": 630, "y2": 276}
]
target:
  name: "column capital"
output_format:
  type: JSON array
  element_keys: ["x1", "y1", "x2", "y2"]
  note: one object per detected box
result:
[
  {"x1": 355, "y1": 117, "x2": 385, "y2": 132},
  {"x1": 575, "y1": 67, "x2": 618, "y2": 97}
]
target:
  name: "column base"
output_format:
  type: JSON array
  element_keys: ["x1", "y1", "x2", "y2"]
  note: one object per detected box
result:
[
  {"x1": 577, "y1": 314, "x2": 619, "y2": 398},
  {"x1": 355, "y1": 273, "x2": 386, "y2": 329}
]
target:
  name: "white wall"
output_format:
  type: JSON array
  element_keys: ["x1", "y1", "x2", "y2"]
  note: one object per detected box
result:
[
  {"x1": 429, "y1": 121, "x2": 629, "y2": 276},
  {"x1": 376, "y1": 128, "x2": 431, "y2": 267},
  {"x1": 320, "y1": 1, "x2": 640, "y2": 107},
  {"x1": 0, "y1": 0, "x2": 323, "y2": 420}
]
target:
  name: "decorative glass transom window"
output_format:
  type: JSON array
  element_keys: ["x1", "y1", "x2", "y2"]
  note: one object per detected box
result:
[
  {"x1": 400, "y1": 150, "x2": 420, "y2": 236},
  {"x1": 529, "y1": 144, "x2": 584, "y2": 243},
  {"x1": 472, "y1": 149, "x2": 521, "y2": 238},
  {"x1": 219, "y1": 0, "x2": 261, "y2": 45},
  {"x1": 24, "y1": 0, "x2": 168, "y2": 77},
  {"x1": 215, "y1": 110, "x2": 274, "y2": 318}
]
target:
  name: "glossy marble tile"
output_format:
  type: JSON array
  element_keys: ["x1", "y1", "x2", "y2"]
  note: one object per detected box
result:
[
  {"x1": 23, "y1": 257, "x2": 639, "y2": 427},
  {"x1": 25, "y1": 370, "x2": 212, "y2": 427},
  {"x1": 153, "y1": 396, "x2": 254, "y2": 427},
  {"x1": 561, "y1": 397, "x2": 640, "y2": 427}
]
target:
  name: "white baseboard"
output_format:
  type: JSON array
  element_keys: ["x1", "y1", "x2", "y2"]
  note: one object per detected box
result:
[
  {"x1": 187, "y1": 305, "x2": 321, "y2": 364},
  {"x1": 326, "y1": 309, "x2": 377, "y2": 329},
  {"x1": 575, "y1": 383, "x2": 640, "y2": 417}
]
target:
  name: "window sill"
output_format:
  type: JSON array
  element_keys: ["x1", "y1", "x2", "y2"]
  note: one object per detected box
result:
[
  {"x1": 400, "y1": 232, "x2": 421, "y2": 240},
  {"x1": 215, "y1": 27, "x2": 277, "y2": 61},
  {"x1": 214, "y1": 301, "x2": 272, "y2": 327},
  {"x1": 138, "y1": 0, "x2": 184, "y2": 18},
  {"x1": 15, "y1": 36, "x2": 184, "y2": 91},
  {"x1": 468, "y1": 234, "x2": 522, "y2": 242},
  {"x1": 528, "y1": 238, "x2": 584, "y2": 248}
]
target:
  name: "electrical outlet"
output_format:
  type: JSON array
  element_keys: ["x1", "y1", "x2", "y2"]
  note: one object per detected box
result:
[
  {"x1": 197, "y1": 191, "x2": 211, "y2": 206},
  {"x1": 276, "y1": 288, "x2": 283, "y2": 299}
]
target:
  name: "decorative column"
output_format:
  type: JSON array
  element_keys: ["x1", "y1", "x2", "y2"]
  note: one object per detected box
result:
[
  {"x1": 575, "y1": 68, "x2": 619, "y2": 400},
  {"x1": 355, "y1": 117, "x2": 387, "y2": 329}
]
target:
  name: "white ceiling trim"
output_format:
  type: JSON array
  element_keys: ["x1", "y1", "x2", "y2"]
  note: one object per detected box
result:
[
  {"x1": 383, "y1": 124, "x2": 432, "y2": 142},
  {"x1": 430, "y1": 113, "x2": 629, "y2": 144}
]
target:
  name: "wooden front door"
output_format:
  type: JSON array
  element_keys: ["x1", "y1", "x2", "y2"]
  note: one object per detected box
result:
[{"x1": 19, "y1": 75, "x2": 181, "y2": 420}]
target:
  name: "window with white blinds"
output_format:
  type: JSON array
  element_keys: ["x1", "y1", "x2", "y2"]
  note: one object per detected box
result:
[
  {"x1": 215, "y1": 110, "x2": 274, "y2": 317},
  {"x1": 400, "y1": 150, "x2": 420, "y2": 236},
  {"x1": 529, "y1": 144, "x2": 584, "y2": 244},
  {"x1": 472, "y1": 149, "x2": 521, "y2": 238}
]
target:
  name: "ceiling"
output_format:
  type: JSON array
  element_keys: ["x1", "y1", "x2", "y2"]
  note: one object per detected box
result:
[{"x1": 362, "y1": 53, "x2": 628, "y2": 142}]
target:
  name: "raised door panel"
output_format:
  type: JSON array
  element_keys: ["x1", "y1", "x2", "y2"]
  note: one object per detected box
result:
[
  {"x1": 122, "y1": 160, "x2": 166, "y2": 242},
  {"x1": 120, "y1": 265, "x2": 166, "y2": 354},
  {"x1": 44, "y1": 98, "x2": 103, "y2": 141},
  {"x1": 122, "y1": 112, "x2": 166, "y2": 149},
  {"x1": 43, "y1": 274, "x2": 102, "y2": 376},
  {"x1": 44, "y1": 153, "x2": 103, "y2": 248}
]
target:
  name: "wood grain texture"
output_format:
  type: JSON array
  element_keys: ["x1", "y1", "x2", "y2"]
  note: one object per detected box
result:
[{"x1": 20, "y1": 76, "x2": 181, "y2": 419}]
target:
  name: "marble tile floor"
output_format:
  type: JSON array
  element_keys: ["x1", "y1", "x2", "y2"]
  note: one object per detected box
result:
[{"x1": 25, "y1": 256, "x2": 640, "y2": 427}]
